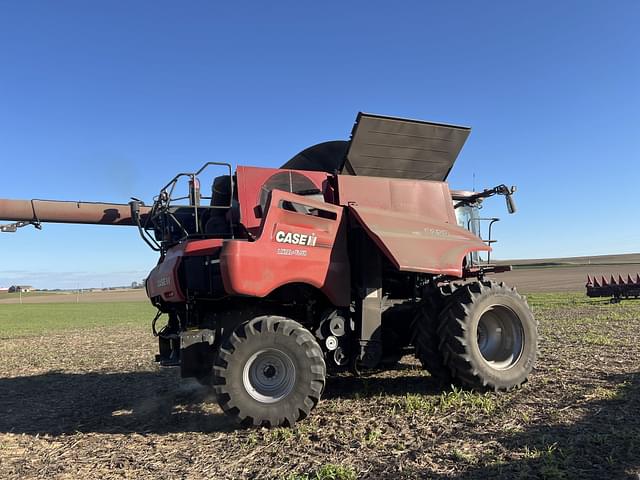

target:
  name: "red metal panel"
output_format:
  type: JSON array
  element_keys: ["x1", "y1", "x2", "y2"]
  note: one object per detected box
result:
[
  {"x1": 220, "y1": 189, "x2": 350, "y2": 306},
  {"x1": 146, "y1": 246, "x2": 186, "y2": 302},
  {"x1": 337, "y1": 175, "x2": 489, "y2": 277},
  {"x1": 183, "y1": 238, "x2": 224, "y2": 256},
  {"x1": 337, "y1": 175, "x2": 457, "y2": 225},
  {"x1": 147, "y1": 239, "x2": 224, "y2": 302},
  {"x1": 235, "y1": 166, "x2": 330, "y2": 234}
]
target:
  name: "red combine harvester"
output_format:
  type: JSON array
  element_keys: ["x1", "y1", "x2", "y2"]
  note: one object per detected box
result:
[
  {"x1": 586, "y1": 274, "x2": 640, "y2": 302},
  {"x1": 0, "y1": 113, "x2": 538, "y2": 427}
]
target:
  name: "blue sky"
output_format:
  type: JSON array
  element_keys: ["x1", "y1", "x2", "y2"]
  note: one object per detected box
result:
[{"x1": 1, "y1": 1, "x2": 639, "y2": 289}]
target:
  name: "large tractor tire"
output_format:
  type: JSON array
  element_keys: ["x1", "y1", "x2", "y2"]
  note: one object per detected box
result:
[
  {"x1": 212, "y1": 316, "x2": 326, "y2": 427},
  {"x1": 413, "y1": 284, "x2": 459, "y2": 383},
  {"x1": 438, "y1": 280, "x2": 537, "y2": 390}
]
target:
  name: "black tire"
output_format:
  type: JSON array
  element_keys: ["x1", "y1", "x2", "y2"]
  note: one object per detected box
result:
[
  {"x1": 212, "y1": 316, "x2": 326, "y2": 427},
  {"x1": 380, "y1": 301, "x2": 417, "y2": 366},
  {"x1": 413, "y1": 284, "x2": 460, "y2": 383},
  {"x1": 438, "y1": 280, "x2": 538, "y2": 390}
]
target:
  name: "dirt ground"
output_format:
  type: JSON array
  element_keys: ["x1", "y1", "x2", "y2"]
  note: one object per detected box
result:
[
  {"x1": 0, "y1": 289, "x2": 148, "y2": 304},
  {"x1": 498, "y1": 264, "x2": 640, "y2": 293},
  {"x1": 1, "y1": 292, "x2": 639, "y2": 479}
]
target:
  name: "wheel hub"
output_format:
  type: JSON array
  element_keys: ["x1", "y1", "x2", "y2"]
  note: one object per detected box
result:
[
  {"x1": 263, "y1": 364, "x2": 276, "y2": 378},
  {"x1": 243, "y1": 348, "x2": 296, "y2": 403},
  {"x1": 476, "y1": 305, "x2": 524, "y2": 370}
]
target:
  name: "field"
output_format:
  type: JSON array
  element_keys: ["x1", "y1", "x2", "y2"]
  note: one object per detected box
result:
[
  {"x1": 0, "y1": 289, "x2": 148, "y2": 304},
  {"x1": 1, "y1": 289, "x2": 639, "y2": 478},
  {"x1": 498, "y1": 253, "x2": 640, "y2": 293}
]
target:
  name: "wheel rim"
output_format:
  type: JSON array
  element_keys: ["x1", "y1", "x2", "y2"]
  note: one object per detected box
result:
[
  {"x1": 476, "y1": 305, "x2": 524, "y2": 370},
  {"x1": 242, "y1": 348, "x2": 296, "y2": 403}
]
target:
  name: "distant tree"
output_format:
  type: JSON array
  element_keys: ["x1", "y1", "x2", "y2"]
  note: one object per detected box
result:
[{"x1": 131, "y1": 281, "x2": 139, "y2": 289}]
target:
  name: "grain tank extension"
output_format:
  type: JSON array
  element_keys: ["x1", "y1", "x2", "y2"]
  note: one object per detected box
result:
[{"x1": 0, "y1": 113, "x2": 538, "y2": 427}]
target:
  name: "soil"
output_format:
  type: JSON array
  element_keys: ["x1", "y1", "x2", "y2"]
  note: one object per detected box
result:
[
  {"x1": 498, "y1": 264, "x2": 640, "y2": 293},
  {"x1": 1, "y1": 293, "x2": 639, "y2": 479},
  {"x1": 0, "y1": 289, "x2": 148, "y2": 304}
]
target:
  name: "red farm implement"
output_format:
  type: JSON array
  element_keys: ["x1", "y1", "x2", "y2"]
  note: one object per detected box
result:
[{"x1": 586, "y1": 274, "x2": 640, "y2": 302}]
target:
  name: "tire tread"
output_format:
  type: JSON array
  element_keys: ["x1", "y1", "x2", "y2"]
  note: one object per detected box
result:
[
  {"x1": 212, "y1": 315, "x2": 326, "y2": 428},
  {"x1": 437, "y1": 280, "x2": 538, "y2": 391}
]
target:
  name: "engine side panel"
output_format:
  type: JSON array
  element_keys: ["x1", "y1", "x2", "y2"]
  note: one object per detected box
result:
[
  {"x1": 146, "y1": 247, "x2": 186, "y2": 302},
  {"x1": 147, "y1": 239, "x2": 224, "y2": 303},
  {"x1": 220, "y1": 189, "x2": 350, "y2": 306}
]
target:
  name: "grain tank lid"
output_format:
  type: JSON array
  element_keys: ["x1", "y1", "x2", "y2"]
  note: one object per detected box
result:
[{"x1": 342, "y1": 113, "x2": 471, "y2": 181}]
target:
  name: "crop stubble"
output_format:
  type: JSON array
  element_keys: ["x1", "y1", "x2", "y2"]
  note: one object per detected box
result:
[{"x1": 0, "y1": 293, "x2": 639, "y2": 479}]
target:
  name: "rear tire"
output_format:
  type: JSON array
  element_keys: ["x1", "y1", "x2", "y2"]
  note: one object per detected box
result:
[
  {"x1": 438, "y1": 280, "x2": 537, "y2": 390},
  {"x1": 413, "y1": 284, "x2": 459, "y2": 383},
  {"x1": 212, "y1": 316, "x2": 326, "y2": 427}
]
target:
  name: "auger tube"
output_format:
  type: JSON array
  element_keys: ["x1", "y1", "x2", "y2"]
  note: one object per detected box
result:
[{"x1": 0, "y1": 199, "x2": 150, "y2": 226}]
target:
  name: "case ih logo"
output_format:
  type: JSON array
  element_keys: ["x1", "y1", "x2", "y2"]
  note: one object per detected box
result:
[{"x1": 275, "y1": 230, "x2": 318, "y2": 246}]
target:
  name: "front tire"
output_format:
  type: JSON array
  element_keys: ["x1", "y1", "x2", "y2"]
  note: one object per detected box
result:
[
  {"x1": 438, "y1": 281, "x2": 538, "y2": 390},
  {"x1": 212, "y1": 316, "x2": 326, "y2": 427}
]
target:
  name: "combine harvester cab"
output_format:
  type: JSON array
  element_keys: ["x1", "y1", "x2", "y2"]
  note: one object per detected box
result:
[
  {"x1": 586, "y1": 274, "x2": 640, "y2": 302},
  {"x1": 0, "y1": 113, "x2": 538, "y2": 427}
]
